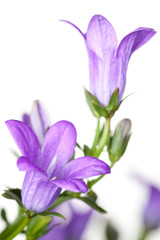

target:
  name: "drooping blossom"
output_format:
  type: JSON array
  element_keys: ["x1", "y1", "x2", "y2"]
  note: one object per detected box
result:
[
  {"x1": 6, "y1": 120, "x2": 110, "y2": 213},
  {"x1": 22, "y1": 100, "x2": 51, "y2": 145},
  {"x1": 39, "y1": 201, "x2": 92, "y2": 240},
  {"x1": 63, "y1": 15, "x2": 156, "y2": 107}
]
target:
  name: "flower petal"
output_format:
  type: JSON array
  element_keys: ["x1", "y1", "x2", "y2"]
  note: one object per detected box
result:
[
  {"x1": 5, "y1": 120, "x2": 40, "y2": 160},
  {"x1": 85, "y1": 15, "x2": 118, "y2": 107},
  {"x1": 116, "y1": 28, "x2": 156, "y2": 100},
  {"x1": 63, "y1": 156, "x2": 111, "y2": 179},
  {"x1": 22, "y1": 114, "x2": 31, "y2": 128},
  {"x1": 22, "y1": 172, "x2": 61, "y2": 213},
  {"x1": 53, "y1": 178, "x2": 88, "y2": 193},
  {"x1": 41, "y1": 121, "x2": 76, "y2": 178},
  {"x1": 86, "y1": 15, "x2": 118, "y2": 58},
  {"x1": 17, "y1": 156, "x2": 46, "y2": 177},
  {"x1": 30, "y1": 100, "x2": 51, "y2": 145},
  {"x1": 143, "y1": 185, "x2": 160, "y2": 229}
]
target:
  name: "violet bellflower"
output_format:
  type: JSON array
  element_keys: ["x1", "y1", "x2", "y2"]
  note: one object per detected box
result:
[
  {"x1": 5, "y1": 120, "x2": 110, "y2": 213},
  {"x1": 64, "y1": 15, "x2": 156, "y2": 107},
  {"x1": 39, "y1": 202, "x2": 92, "y2": 240}
]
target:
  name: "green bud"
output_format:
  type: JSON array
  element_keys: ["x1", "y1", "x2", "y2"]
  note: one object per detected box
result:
[{"x1": 108, "y1": 119, "x2": 131, "y2": 163}]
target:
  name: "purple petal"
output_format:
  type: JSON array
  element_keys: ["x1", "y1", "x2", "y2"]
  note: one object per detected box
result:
[
  {"x1": 41, "y1": 121, "x2": 76, "y2": 178},
  {"x1": 64, "y1": 156, "x2": 110, "y2": 179},
  {"x1": 86, "y1": 15, "x2": 118, "y2": 58},
  {"x1": 30, "y1": 100, "x2": 51, "y2": 145},
  {"x1": 53, "y1": 178, "x2": 88, "y2": 193},
  {"x1": 116, "y1": 28, "x2": 156, "y2": 101},
  {"x1": 64, "y1": 205, "x2": 92, "y2": 240},
  {"x1": 5, "y1": 120, "x2": 40, "y2": 160},
  {"x1": 17, "y1": 156, "x2": 46, "y2": 177},
  {"x1": 22, "y1": 114, "x2": 31, "y2": 128},
  {"x1": 22, "y1": 172, "x2": 61, "y2": 213},
  {"x1": 85, "y1": 15, "x2": 118, "y2": 107},
  {"x1": 144, "y1": 185, "x2": 160, "y2": 229}
]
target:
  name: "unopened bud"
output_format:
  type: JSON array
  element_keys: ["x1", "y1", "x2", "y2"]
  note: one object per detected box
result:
[{"x1": 108, "y1": 119, "x2": 131, "y2": 163}]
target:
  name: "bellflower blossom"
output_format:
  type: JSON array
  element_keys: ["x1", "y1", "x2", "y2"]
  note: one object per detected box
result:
[
  {"x1": 39, "y1": 202, "x2": 92, "y2": 240},
  {"x1": 64, "y1": 15, "x2": 156, "y2": 107},
  {"x1": 6, "y1": 120, "x2": 110, "y2": 213}
]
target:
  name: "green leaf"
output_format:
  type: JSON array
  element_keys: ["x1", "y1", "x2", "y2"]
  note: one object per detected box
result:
[
  {"x1": 83, "y1": 144, "x2": 91, "y2": 156},
  {"x1": 76, "y1": 142, "x2": 82, "y2": 150},
  {"x1": 39, "y1": 211, "x2": 66, "y2": 220},
  {"x1": 2, "y1": 189, "x2": 23, "y2": 207},
  {"x1": 85, "y1": 89, "x2": 107, "y2": 118},
  {"x1": 27, "y1": 215, "x2": 52, "y2": 240},
  {"x1": 106, "y1": 88, "x2": 119, "y2": 112},
  {"x1": 1, "y1": 209, "x2": 9, "y2": 226},
  {"x1": 78, "y1": 196, "x2": 106, "y2": 213}
]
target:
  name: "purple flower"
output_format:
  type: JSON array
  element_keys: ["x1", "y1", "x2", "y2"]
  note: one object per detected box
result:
[
  {"x1": 39, "y1": 202, "x2": 92, "y2": 240},
  {"x1": 22, "y1": 100, "x2": 51, "y2": 145},
  {"x1": 64, "y1": 15, "x2": 156, "y2": 107},
  {"x1": 5, "y1": 120, "x2": 110, "y2": 213},
  {"x1": 143, "y1": 185, "x2": 160, "y2": 230}
]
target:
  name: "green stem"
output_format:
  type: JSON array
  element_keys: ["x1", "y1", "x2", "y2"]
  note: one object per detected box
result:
[
  {"x1": 90, "y1": 118, "x2": 100, "y2": 155},
  {"x1": 92, "y1": 117, "x2": 110, "y2": 158},
  {"x1": 138, "y1": 228, "x2": 149, "y2": 240},
  {"x1": 0, "y1": 215, "x2": 30, "y2": 240}
]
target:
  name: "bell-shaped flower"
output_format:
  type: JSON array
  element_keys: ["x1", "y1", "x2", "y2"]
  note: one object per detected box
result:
[
  {"x1": 22, "y1": 100, "x2": 51, "y2": 145},
  {"x1": 6, "y1": 120, "x2": 110, "y2": 213},
  {"x1": 63, "y1": 15, "x2": 156, "y2": 107}
]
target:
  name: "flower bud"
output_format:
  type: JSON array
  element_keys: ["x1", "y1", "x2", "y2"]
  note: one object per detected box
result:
[{"x1": 108, "y1": 119, "x2": 131, "y2": 163}]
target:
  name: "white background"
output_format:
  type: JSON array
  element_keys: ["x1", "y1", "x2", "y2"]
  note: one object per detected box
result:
[{"x1": 0, "y1": 0, "x2": 160, "y2": 239}]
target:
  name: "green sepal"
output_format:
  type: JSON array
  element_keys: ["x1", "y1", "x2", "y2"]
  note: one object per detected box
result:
[
  {"x1": 39, "y1": 211, "x2": 66, "y2": 220},
  {"x1": 106, "y1": 88, "x2": 119, "y2": 113},
  {"x1": 83, "y1": 144, "x2": 91, "y2": 156},
  {"x1": 2, "y1": 188, "x2": 23, "y2": 208},
  {"x1": 78, "y1": 195, "x2": 107, "y2": 213},
  {"x1": 26, "y1": 215, "x2": 52, "y2": 240},
  {"x1": 48, "y1": 190, "x2": 106, "y2": 214},
  {"x1": 1, "y1": 208, "x2": 10, "y2": 226},
  {"x1": 106, "y1": 222, "x2": 119, "y2": 240},
  {"x1": 85, "y1": 89, "x2": 107, "y2": 118}
]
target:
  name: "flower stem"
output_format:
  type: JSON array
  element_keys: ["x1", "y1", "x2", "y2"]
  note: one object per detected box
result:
[
  {"x1": 138, "y1": 228, "x2": 149, "y2": 240},
  {"x1": 90, "y1": 118, "x2": 100, "y2": 155},
  {"x1": 92, "y1": 117, "x2": 110, "y2": 158},
  {"x1": 0, "y1": 214, "x2": 30, "y2": 240}
]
